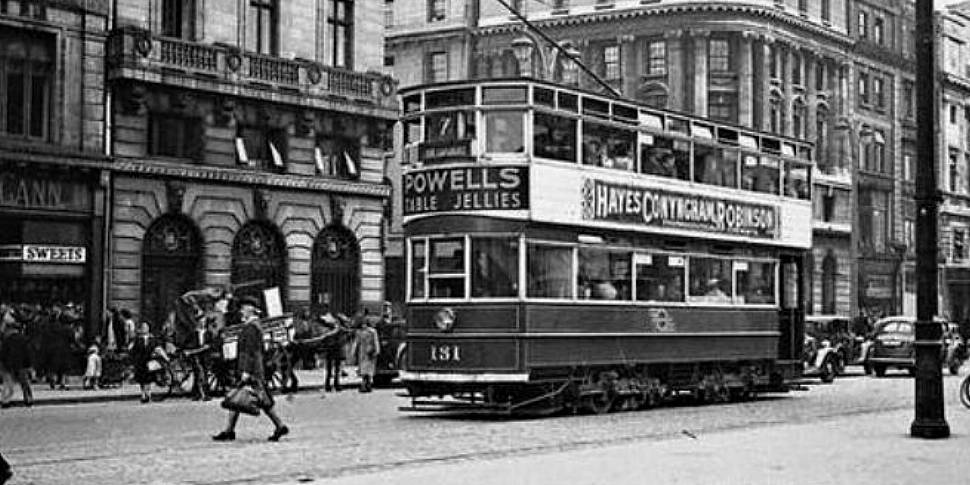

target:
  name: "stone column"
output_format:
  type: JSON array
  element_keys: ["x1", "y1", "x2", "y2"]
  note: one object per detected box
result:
[
  {"x1": 665, "y1": 30, "x2": 685, "y2": 112},
  {"x1": 621, "y1": 35, "x2": 638, "y2": 97},
  {"x1": 784, "y1": 45, "x2": 795, "y2": 137},
  {"x1": 761, "y1": 34, "x2": 775, "y2": 132},
  {"x1": 693, "y1": 30, "x2": 710, "y2": 117},
  {"x1": 806, "y1": 52, "x2": 818, "y2": 142},
  {"x1": 739, "y1": 31, "x2": 756, "y2": 128}
]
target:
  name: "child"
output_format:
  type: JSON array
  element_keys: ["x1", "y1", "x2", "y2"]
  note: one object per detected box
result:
[{"x1": 83, "y1": 344, "x2": 102, "y2": 390}]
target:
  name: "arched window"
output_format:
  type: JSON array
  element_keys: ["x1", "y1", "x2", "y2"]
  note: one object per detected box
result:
[
  {"x1": 311, "y1": 225, "x2": 361, "y2": 315},
  {"x1": 141, "y1": 215, "x2": 203, "y2": 331},
  {"x1": 231, "y1": 221, "x2": 287, "y2": 303},
  {"x1": 822, "y1": 251, "x2": 837, "y2": 314},
  {"x1": 1, "y1": 30, "x2": 53, "y2": 139}
]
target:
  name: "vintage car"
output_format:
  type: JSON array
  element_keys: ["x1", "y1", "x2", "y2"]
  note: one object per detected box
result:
[
  {"x1": 868, "y1": 316, "x2": 967, "y2": 377},
  {"x1": 803, "y1": 315, "x2": 856, "y2": 382}
]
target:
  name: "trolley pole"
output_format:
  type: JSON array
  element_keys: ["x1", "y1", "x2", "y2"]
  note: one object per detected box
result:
[{"x1": 911, "y1": 0, "x2": 949, "y2": 439}]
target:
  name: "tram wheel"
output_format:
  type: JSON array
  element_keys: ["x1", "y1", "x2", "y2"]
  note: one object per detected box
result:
[{"x1": 584, "y1": 393, "x2": 615, "y2": 415}]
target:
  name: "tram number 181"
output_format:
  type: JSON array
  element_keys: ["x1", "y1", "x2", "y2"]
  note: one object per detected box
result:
[{"x1": 429, "y1": 343, "x2": 461, "y2": 363}]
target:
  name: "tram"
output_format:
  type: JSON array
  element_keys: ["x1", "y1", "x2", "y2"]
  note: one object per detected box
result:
[{"x1": 398, "y1": 79, "x2": 812, "y2": 414}]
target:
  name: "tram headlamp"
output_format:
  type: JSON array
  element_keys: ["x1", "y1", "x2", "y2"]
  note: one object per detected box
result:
[{"x1": 434, "y1": 308, "x2": 456, "y2": 332}]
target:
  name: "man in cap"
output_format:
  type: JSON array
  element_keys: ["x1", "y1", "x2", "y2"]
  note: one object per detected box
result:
[{"x1": 213, "y1": 295, "x2": 289, "y2": 442}]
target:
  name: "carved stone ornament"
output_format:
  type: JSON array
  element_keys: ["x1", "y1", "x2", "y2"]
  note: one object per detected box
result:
[
  {"x1": 225, "y1": 46, "x2": 243, "y2": 73},
  {"x1": 329, "y1": 197, "x2": 345, "y2": 227},
  {"x1": 121, "y1": 83, "x2": 147, "y2": 115},
  {"x1": 165, "y1": 180, "x2": 186, "y2": 214},
  {"x1": 298, "y1": 110, "x2": 315, "y2": 137},
  {"x1": 253, "y1": 189, "x2": 271, "y2": 221},
  {"x1": 306, "y1": 63, "x2": 323, "y2": 85},
  {"x1": 135, "y1": 32, "x2": 153, "y2": 57},
  {"x1": 216, "y1": 98, "x2": 236, "y2": 126}
]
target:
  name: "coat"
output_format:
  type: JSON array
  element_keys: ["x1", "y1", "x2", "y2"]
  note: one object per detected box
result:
[
  {"x1": 236, "y1": 317, "x2": 264, "y2": 382},
  {"x1": 130, "y1": 335, "x2": 159, "y2": 385},
  {"x1": 354, "y1": 326, "x2": 380, "y2": 377},
  {"x1": 0, "y1": 331, "x2": 31, "y2": 372}
]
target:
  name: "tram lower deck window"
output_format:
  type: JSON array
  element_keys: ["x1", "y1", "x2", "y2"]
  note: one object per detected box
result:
[
  {"x1": 471, "y1": 238, "x2": 518, "y2": 298},
  {"x1": 428, "y1": 238, "x2": 465, "y2": 298},
  {"x1": 736, "y1": 261, "x2": 775, "y2": 304},
  {"x1": 578, "y1": 248, "x2": 631, "y2": 300},
  {"x1": 527, "y1": 244, "x2": 572, "y2": 299},
  {"x1": 688, "y1": 257, "x2": 732, "y2": 303},
  {"x1": 635, "y1": 254, "x2": 685, "y2": 302}
]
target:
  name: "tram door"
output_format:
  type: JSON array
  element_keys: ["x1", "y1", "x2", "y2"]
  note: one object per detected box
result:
[{"x1": 778, "y1": 254, "x2": 805, "y2": 363}]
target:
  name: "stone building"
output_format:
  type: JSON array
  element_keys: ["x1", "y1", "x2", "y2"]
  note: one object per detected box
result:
[
  {"x1": 0, "y1": 0, "x2": 109, "y2": 336},
  {"x1": 106, "y1": 0, "x2": 397, "y2": 328},
  {"x1": 385, "y1": 0, "x2": 919, "y2": 317}
]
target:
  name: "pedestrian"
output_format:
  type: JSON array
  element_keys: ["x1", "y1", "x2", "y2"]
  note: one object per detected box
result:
[
  {"x1": 0, "y1": 318, "x2": 33, "y2": 408},
  {"x1": 213, "y1": 296, "x2": 289, "y2": 442},
  {"x1": 353, "y1": 314, "x2": 381, "y2": 393},
  {"x1": 120, "y1": 308, "x2": 137, "y2": 349},
  {"x1": 318, "y1": 306, "x2": 346, "y2": 393},
  {"x1": 83, "y1": 344, "x2": 102, "y2": 390},
  {"x1": 0, "y1": 451, "x2": 11, "y2": 485},
  {"x1": 129, "y1": 323, "x2": 160, "y2": 403}
]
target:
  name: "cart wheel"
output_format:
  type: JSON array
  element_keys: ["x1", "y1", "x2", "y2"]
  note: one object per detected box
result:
[
  {"x1": 168, "y1": 358, "x2": 194, "y2": 397},
  {"x1": 820, "y1": 359, "x2": 836, "y2": 383}
]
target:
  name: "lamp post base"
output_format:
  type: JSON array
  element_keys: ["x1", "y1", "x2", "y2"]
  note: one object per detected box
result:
[{"x1": 910, "y1": 419, "x2": 950, "y2": 439}]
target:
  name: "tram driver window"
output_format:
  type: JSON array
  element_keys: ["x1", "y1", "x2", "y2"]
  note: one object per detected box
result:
[
  {"x1": 527, "y1": 244, "x2": 573, "y2": 299},
  {"x1": 471, "y1": 238, "x2": 519, "y2": 298},
  {"x1": 640, "y1": 135, "x2": 690, "y2": 180},
  {"x1": 582, "y1": 122, "x2": 635, "y2": 171},
  {"x1": 428, "y1": 238, "x2": 465, "y2": 298},
  {"x1": 635, "y1": 254, "x2": 685, "y2": 302},
  {"x1": 577, "y1": 248, "x2": 632, "y2": 301},
  {"x1": 410, "y1": 240, "x2": 427, "y2": 299},
  {"x1": 688, "y1": 257, "x2": 732, "y2": 303},
  {"x1": 735, "y1": 261, "x2": 776, "y2": 304},
  {"x1": 533, "y1": 113, "x2": 577, "y2": 162},
  {"x1": 485, "y1": 111, "x2": 524, "y2": 153},
  {"x1": 694, "y1": 145, "x2": 737, "y2": 188},
  {"x1": 426, "y1": 111, "x2": 475, "y2": 144}
]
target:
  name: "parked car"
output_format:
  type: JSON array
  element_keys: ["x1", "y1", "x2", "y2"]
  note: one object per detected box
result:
[
  {"x1": 868, "y1": 316, "x2": 966, "y2": 377},
  {"x1": 803, "y1": 315, "x2": 855, "y2": 382}
]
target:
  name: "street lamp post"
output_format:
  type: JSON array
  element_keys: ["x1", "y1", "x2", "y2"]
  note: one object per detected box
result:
[{"x1": 911, "y1": 0, "x2": 949, "y2": 439}]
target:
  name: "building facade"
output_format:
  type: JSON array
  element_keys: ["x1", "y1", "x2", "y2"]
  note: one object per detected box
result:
[
  {"x1": 0, "y1": 0, "x2": 110, "y2": 337},
  {"x1": 385, "y1": 0, "x2": 919, "y2": 317},
  {"x1": 106, "y1": 0, "x2": 397, "y2": 328}
]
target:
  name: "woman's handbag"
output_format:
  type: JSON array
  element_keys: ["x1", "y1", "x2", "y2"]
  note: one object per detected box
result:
[
  {"x1": 146, "y1": 359, "x2": 163, "y2": 372},
  {"x1": 221, "y1": 385, "x2": 261, "y2": 416}
]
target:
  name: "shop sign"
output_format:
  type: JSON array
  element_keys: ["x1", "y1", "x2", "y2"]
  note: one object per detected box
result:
[
  {"x1": 22, "y1": 245, "x2": 87, "y2": 264},
  {"x1": 580, "y1": 179, "x2": 777, "y2": 238},
  {"x1": 0, "y1": 173, "x2": 91, "y2": 212},
  {"x1": 403, "y1": 165, "x2": 529, "y2": 215}
]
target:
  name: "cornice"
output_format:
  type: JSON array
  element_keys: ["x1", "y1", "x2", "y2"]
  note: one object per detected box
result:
[{"x1": 943, "y1": 72, "x2": 970, "y2": 92}]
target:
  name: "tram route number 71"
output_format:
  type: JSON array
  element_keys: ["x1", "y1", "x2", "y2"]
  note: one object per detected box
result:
[{"x1": 429, "y1": 343, "x2": 461, "y2": 363}]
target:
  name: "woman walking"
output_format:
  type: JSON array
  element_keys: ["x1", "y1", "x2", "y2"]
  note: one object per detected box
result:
[
  {"x1": 213, "y1": 296, "x2": 289, "y2": 442},
  {"x1": 129, "y1": 323, "x2": 160, "y2": 403},
  {"x1": 353, "y1": 316, "x2": 380, "y2": 393}
]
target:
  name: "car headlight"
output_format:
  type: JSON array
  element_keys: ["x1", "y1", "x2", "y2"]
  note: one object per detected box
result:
[{"x1": 433, "y1": 308, "x2": 456, "y2": 332}]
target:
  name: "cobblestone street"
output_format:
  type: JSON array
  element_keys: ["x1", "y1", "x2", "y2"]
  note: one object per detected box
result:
[{"x1": 2, "y1": 368, "x2": 968, "y2": 484}]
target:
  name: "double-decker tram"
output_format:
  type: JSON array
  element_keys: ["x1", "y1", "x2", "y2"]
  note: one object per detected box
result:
[{"x1": 398, "y1": 79, "x2": 812, "y2": 414}]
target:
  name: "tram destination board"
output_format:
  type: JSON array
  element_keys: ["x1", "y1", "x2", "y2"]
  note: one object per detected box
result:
[{"x1": 403, "y1": 165, "x2": 529, "y2": 215}]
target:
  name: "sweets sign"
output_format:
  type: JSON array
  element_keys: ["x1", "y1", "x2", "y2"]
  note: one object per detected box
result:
[
  {"x1": 403, "y1": 166, "x2": 529, "y2": 215},
  {"x1": 581, "y1": 179, "x2": 778, "y2": 238}
]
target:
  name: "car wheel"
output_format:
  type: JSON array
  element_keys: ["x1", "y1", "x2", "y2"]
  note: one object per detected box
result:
[
  {"x1": 820, "y1": 359, "x2": 836, "y2": 383},
  {"x1": 874, "y1": 365, "x2": 887, "y2": 377}
]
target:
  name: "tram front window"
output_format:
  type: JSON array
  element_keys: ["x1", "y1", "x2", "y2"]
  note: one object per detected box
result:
[
  {"x1": 635, "y1": 254, "x2": 685, "y2": 302},
  {"x1": 485, "y1": 111, "x2": 524, "y2": 153},
  {"x1": 527, "y1": 244, "x2": 572, "y2": 299},
  {"x1": 410, "y1": 240, "x2": 427, "y2": 299},
  {"x1": 741, "y1": 155, "x2": 780, "y2": 194},
  {"x1": 471, "y1": 238, "x2": 518, "y2": 298},
  {"x1": 689, "y1": 257, "x2": 732, "y2": 303},
  {"x1": 783, "y1": 162, "x2": 811, "y2": 200},
  {"x1": 426, "y1": 111, "x2": 475, "y2": 144},
  {"x1": 736, "y1": 261, "x2": 776, "y2": 304},
  {"x1": 577, "y1": 248, "x2": 632, "y2": 301},
  {"x1": 429, "y1": 238, "x2": 465, "y2": 298},
  {"x1": 533, "y1": 112, "x2": 577, "y2": 162}
]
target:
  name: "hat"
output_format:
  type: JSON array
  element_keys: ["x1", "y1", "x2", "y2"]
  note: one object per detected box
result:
[
  {"x1": 88, "y1": 344, "x2": 99, "y2": 354},
  {"x1": 238, "y1": 295, "x2": 262, "y2": 309}
]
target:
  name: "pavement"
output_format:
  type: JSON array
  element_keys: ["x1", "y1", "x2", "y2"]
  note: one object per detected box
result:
[{"x1": 1, "y1": 367, "x2": 362, "y2": 407}]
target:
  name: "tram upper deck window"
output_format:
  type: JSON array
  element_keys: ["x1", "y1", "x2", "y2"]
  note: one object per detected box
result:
[
  {"x1": 534, "y1": 112, "x2": 577, "y2": 162},
  {"x1": 635, "y1": 254, "x2": 685, "y2": 302},
  {"x1": 741, "y1": 154, "x2": 780, "y2": 194},
  {"x1": 483, "y1": 86, "x2": 528, "y2": 105},
  {"x1": 410, "y1": 240, "x2": 427, "y2": 299},
  {"x1": 578, "y1": 248, "x2": 632, "y2": 301},
  {"x1": 425, "y1": 88, "x2": 475, "y2": 109},
  {"x1": 558, "y1": 92, "x2": 579, "y2": 112},
  {"x1": 640, "y1": 135, "x2": 690, "y2": 180},
  {"x1": 688, "y1": 257, "x2": 732, "y2": 303},
  {"x1": 735, "y1": 261, "x2": 776, "y2": 304},
  {"x1": 471, "y1": 238, "x2": 519, "y2": 298},
  {"x1": 534, "y1": 87, "x2": 555, "y2": 108},
  {"x1": 403, "y1": 94, "x2": 422, "y2": 114},
  {"x1": 582, "y1": 121, "x2": 635, "y2": 171},
  {"x1": 426, "y1": 111, "x2": 475, "y2": 144},
  {"x1": 527, "y1": 244, "x2": 573, "y2": 299},
  {"x1": 428, "y1": 238, "x2": 465, "y2": 298},
  {"x1": 694, "y1": 144, "x2": 738, "y2": 188},
  {"x1": 485, "y1": 111, "x2": 525, "y2": 153},
  {"x1": 403, "y1": 118, "x2": 422, "y2": 145},
  {"x1": 783, "y1": 161, "x2": 812, "y2": 200}
]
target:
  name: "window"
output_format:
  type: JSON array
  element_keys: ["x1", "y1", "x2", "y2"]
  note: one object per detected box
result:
[
  {"x1": 903, "y1": 151, "x2": 914, "y2": 182},
  {"x1": 791, "y1": 53, "x2": 802, "y2": 86},
  {"x1": 635, "y1": 254, "x2": 685, "y2": 302},
  {"x1": 951, "y1": 104, "x2": 959, "y2": 124},
  {"x1": 484, "y1": 111, "x2": 524, "y2": 153},
  {"x1": 821, "y1": 253, "x2": 837, "y2": 314},
  {"x1": 528, "y1": 244, "x2": 572, "y2": 298},
  {"x1": 238, "y1": 125, "x2": 287, "y2": 171},
  {"x1": 821, "y1": 0, "x2": 831, "y2": 22},
  {"x1": 741, "y1": 154, "x2": 779, "y2": 194},
  {"x1": 954, "y1": 229, "x2": 967, "y2": 262},
  {"x1": 903, "y1": 220, "x2": 915, "y2": 253},
  {"x1": 815, "y1": 62, "x2": 826, "y2": 91},
  {"x1": 768, "y1": 45, "x2": 779, "y2": 79},
  {"x1": 425, "y1": 51, "x2": 447, "y2": 82},
  {"x1": 769, "y1": 94, "x2": 783, "y2": 134},
  {"x1": 858, "y1": 11, "x2": 868, "y2": 39},
  {"x1": 384, "y1": 0, "x2": 394, "y2": 28},
  {"x1": 582, "y1": 121, "x2": 635, "y2": 170},
  {"x1": 246, "y1": 0, "x2": 278, "y2": 55},
  {"x1": 410, "y1": 240, "x2": 426, "y2": 299},
  {"x1": 578, "y1": 247, "x2": 631, "y2": 301},
  {"x1": 428, "y1": 238, "x2": 465, "y2": 298},
  {"x1": 708, "y1": 92, "x2": 736, "y2": 123},
  {"x1": 645, "y1": 40, "x2": 666, "y2": 76},
  {"x1": 0, "y1": 30, "x2": 53, "y2": 139},
  {"x1": 428, "y1": 0, "x2": 446, "y2": 21},
  {"x1": 792, "y1": 101, "x2": 806, "y2": 139},
  {"x1": 873, "y1": 77, "x2": 885, "y2": 109},
  {"x1": 640, "y1": 135, "x2": 690, "y2": 180},
  {"x1": 533, "y1": 113, "x2": 577, "y2": 162},
  {"x1": 689, "y1": 257, "x2": 732, "y2": 303},
  {"x1": 329, "y1": 0, "x2": 354, "y2": 68},
  {"x1": 874, "y1": 17, "x2": 884, "y2": 45},
  {"x1": 694, "y1": 145, "x2": 737, "y2": 188},
  {"x1": 425, "y1": 110, "x2": 475, "y2": 145},
  {"x1": 858, "y1": 73, "x2": 869, "y2": 105},
  {"x1": 384, "y1": 55, "x2": 394, "y2": 67},
  {"x1": 3, "y1": 0, "x2": 46, "y2": 18},
  {"x1": 797, "y1": 0, "x2": 807, "y2": 13},
  {"x1": 316, "y1": 134, "x2": 360, "y2": 179},
  {"x1": 859, "y1": 190, "x2": 889, "y2": 252},
  {"x1": 950, "y1": 151, "x2": 960, "y2": 193},
  {"x1": 148, "y1": 113, "x2": 203, "y2": 160},
  {"x1": 821, "y1": 190, "x2": 836, "y2": 222},
  {"x1": 903, "y1": 81, "x2": 914, "y2": 118},
  {"x1": 162, "y1": 0, "x2": 195, "y2": 39},
  {"x1": 471, "y1": 238, "x2": 519, "y2": 298},
  {"x1": 816, "y1": 110, "x2": 828, "y2": 168},
  {"x1": 603, "y1": 44, "x2": 621, "y2": 81},
  {"x1": 869, "y1": 130, "x2": 886, "y2": 173},
  {"x1": 736, "y1": 261, "x2": 775, "y2": 304},
  {"x1": 709, "y1": 39, "x2": 730, "y2": 73}
]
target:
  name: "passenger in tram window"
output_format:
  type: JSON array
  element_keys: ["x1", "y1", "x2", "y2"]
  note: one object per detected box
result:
[
  {"x1": 609, "y1": 137, "x2": 634, "y2": 171},
  {"x1": 704, "y1": 279, "x2": 728, "y2": 299},
  {"x1": 533, "y1": 114, "x2": 576, "y2": 162},
  {"x1": 583, "y1": 138, "x2": 607, "y2": 167},
  {"x1": 697, "y1": 151, "x2": 723, "y2": 185},
  {"x1": 486, "y1": 112, "x2": 524, "y2": 153}
]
